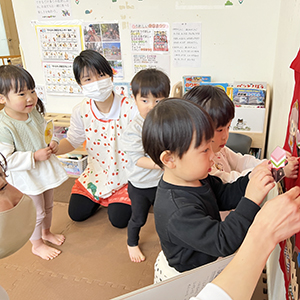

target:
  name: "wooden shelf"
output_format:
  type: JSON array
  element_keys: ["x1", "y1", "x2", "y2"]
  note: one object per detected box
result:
[{"x1": 170, "y1": 82, "x2": 271, "y2": 159}]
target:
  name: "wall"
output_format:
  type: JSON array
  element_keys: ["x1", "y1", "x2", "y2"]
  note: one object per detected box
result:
[{"x1": 10, "y1": 0, "x2": 280, "y2": 113}]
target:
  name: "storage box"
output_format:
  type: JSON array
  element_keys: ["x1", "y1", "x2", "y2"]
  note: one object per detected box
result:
[{"x1": 58, "y1": 156, "x2": 88, "y2": 176}]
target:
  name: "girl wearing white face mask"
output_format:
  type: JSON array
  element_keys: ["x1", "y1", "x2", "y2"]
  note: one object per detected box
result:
[{"x1": 56, "y1": 50, "x2": 138, "y2": 228}]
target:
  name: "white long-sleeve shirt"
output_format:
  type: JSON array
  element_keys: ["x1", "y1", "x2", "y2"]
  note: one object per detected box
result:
[{"x1": 210, "y1": 146, "x2": 263, "y2": 183}]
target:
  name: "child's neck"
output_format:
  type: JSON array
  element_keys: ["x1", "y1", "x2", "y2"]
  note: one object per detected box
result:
[
  {"x1": 4, "y1": 107, "x2": 29, "y2": 121},
  {"x1": 162, "y1": 169, "x2": 202, "y2": 187},
  {"x1": 94, "y1": 92, "x2": 114, "y2": 114}
]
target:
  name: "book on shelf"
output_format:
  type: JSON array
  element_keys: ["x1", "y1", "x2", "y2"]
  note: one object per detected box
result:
[
  {"x1": 232, "y1": 87, "x2": 266, "y2": 107},
  {"x1": 183, "y1": 76, "x2": 211, "y2": 93},
  {"x1": 200, "y1": 82, "x2": 229, "y2": 92},
  {"x1": 233, "y1": 81, "x2": 267, "y2": 90}
]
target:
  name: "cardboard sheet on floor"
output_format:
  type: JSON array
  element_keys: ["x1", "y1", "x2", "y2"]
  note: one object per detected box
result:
[{"x1": 113, "y1": 255, "x2": 234, "y2": 300}]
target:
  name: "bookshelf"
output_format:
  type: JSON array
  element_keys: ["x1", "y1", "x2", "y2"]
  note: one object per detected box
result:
[{"x1": 170, "y1": 81, "x2": 271, "y2": 159}]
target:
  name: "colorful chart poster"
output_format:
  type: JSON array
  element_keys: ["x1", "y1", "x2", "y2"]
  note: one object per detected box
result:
[
  {"x1": 83, "y1": 22, "x2": 123, "y2": 78},
  {"x1": 172, "y1": 22, "x2": 202, "y2": 68},
  {"x1": 130, "y1": 23, "x2": 170, "y2": 75},
  {"x1": 130, "y1": 23, "x2": 170, "y2": 52},
  {"x1": 43, "y1": 62, "x2": 82, "y2": 95},
  {"x1": 35, "y1": 0, "x2": 72, "y2": 20},
  {"x1": 35, "y1": 25, "x2": 83, "y2": 62}
]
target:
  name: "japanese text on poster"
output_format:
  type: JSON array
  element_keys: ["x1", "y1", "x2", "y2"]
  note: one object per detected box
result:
[
  {"x1": 36, "y1": 25, "x2": 82, "y2": 62},
  {"x1": 35, "y1": 0, "x2": 72, "y2": 20},
  {"x1": 130, "y1": 23, "x2": 170, "y2": 75},
  {"x1": 130, "y1": 23, "x2": 170, "y2": 52},
  {"x1": 43, "y1": 62, "x2": 82, "y2": 95},
  {"x1": 132, "y1": 54, "x2": 170, "y2": 76},
  {"x1": 172, "y1": 22, "x2": 202, "y2": 68}
]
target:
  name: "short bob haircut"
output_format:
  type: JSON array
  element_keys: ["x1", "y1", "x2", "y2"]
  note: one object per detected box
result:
[
  {"x1": 73, "y1": 49, "x2": 113, "y2": 85},
  {"x1": 142, "y1": 98, "x2": 214, "y2": 169},
  {"x1": 131, "y1": 68, "x2": 170, "y2": 99},
  {"x1": 0, "y1": 65, "x2": 44, "y2": 115},
  {"x1": 183, "y1": 85, "x2": 235, "y2": 128}
]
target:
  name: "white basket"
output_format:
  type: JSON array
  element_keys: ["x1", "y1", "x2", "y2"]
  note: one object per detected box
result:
[{"x1": 58, "y1": 156, "x2": 88, "y2": 176}]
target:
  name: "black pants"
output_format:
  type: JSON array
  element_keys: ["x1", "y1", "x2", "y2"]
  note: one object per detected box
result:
[
  {"x1": 127, "y1": 181, "x2": 157, "y2": 247},
  {"x1": 68, "y1": 193, "x2": 132, "y2": 228}
]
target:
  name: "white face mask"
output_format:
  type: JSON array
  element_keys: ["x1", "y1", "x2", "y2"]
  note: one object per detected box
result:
[{"x1": 81, "y1": 77, "x2": 114, "y2": 102}]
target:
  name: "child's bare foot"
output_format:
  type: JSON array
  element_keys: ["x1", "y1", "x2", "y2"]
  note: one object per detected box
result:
[
  {"x1": 42, "y1": 230, "x2": 65, "y2": 246},
  {"x1": 31, "y1": 239, "x2": 61, "y2": 260},
  {"x1": 127, "y1": 245, "x2": 145, "y2": 263}
]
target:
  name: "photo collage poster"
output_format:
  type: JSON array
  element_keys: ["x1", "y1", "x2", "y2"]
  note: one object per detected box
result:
[
  {"x1": 82, "y1": 22, "x2": 124, "y2": 79},
  {"x1": 130, "y1": 23, "x2": 170, "y2": 76},
  {"x1": 35, "y1": 24, "x2": 83, "y2": 95}
]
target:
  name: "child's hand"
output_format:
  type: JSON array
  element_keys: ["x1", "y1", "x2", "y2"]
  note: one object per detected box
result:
[
  {"x1": 248, "y1": 160, "x2": 271, "y2": 179},
  {"x1": 34, "y1": 147, "x2": 52, "y2": 161},
  {"x1": 284, "y1": 156, "x2": 299, "y2": 179},
  {"x1": 49, "y1": 140, "x2": 59, "y2": 154},
  {"x1": 245, "y1": 167, "x2": 275, "y2": 206}
]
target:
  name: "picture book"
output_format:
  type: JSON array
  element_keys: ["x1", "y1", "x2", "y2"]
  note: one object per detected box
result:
[
  {"x1": 200, "y1": 82, "x2": 229, "y2": 92},
  {"x1": 113, "y1": 82, "x2": 133, "y2": 99},
  {"x1": 232, "y1": 88, "x2": 266, "y2": 107},
  {"x1": 233, "y1": 81, "x2": 267, "y2": 90},
  {"x1": 183, "y1": 76, "x2": 211, "y2": 93}
]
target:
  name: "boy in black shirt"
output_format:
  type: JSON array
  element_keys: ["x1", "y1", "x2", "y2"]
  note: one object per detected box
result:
[{"x1": 142, "y1": 98, "x2": 275, "y2": 273}]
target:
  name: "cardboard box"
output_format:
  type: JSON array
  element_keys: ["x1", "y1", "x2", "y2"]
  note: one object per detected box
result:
[{"x1": 58, "y1": 156, "x2": 87, "y2": 176}]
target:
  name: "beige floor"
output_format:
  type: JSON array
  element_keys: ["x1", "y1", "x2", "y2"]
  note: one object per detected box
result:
[
  {"x1": 0, "y1": 179, "x2": 161, "y2": 300},
  {"x1": 0, "y1": 178, "x2": 267, "y2": 300}
]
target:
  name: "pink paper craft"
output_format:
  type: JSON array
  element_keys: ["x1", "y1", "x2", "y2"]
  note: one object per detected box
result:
[
  {"x1": 297, "y1": 129, "x2": 300, "y2": 148},
  {"x1": 271, "y1": 146, "x2": 286, "y2": 168}
]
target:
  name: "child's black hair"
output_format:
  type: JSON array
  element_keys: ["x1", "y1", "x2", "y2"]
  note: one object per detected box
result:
[
  {"x1": 0, "y1": 65, "x2": 45, "y2": 115},
  {"x1": 131, "y1": 69, "x2": 170, "y2": 99},
  {"x1": 142, "y1": 98, "x2": 214, "y2": 169},
  {"x1": 0, "y1": 152, "x2": 7, "y2": 177},
  {"x1": 183, "y1": 85, "x2": 235, "y2": 128},
  {"x1": 73, "y1": 50, "x2": 113, "y2": 85}
]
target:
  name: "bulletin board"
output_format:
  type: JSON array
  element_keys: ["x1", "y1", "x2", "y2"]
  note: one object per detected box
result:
[{"x1": 11, "y1": 0, "x2": 281, "y2": 113}]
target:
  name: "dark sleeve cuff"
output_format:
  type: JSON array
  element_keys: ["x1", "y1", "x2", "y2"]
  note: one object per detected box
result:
[{"x1": 235, "y1": 197, "x2": 260, "y2": 223}]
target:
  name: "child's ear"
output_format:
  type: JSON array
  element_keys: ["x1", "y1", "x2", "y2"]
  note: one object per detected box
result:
[
  {"x1": 160, "y1": 150, "x2": 176, "y2": 169},
  {"x1": 0, "y1": 95, "x2": 6, "y2": 104}
]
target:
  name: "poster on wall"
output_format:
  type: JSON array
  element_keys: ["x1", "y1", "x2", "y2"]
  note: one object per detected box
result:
[
  {"x1": 35, "y1": 0, "x2": 72, "y2": 20},
  {"x1": 130, "y1": 23, "x2": 170, "y2": 75},
  {"x1": 35, "y1": 23, "x2": 83, "y2": 95},
  {"x1": 172, "y1": 22, "x2": 202, "y2": 68},
  {"x1": 43, "y1": 62, "x2": 82, "y2": 95},
  {"x1": 132, "y1": 53, "x2": 170, "y2": 75},
  {"x1": 82, "y1": 22, "x2": 124, "y2": 78},
  {"x1": 35, "y1": 25, "x2": 83, "y2": 62}
]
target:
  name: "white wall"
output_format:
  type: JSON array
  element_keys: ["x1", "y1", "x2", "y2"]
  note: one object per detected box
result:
[{"x1": 11, "y1": 0, "x2": 280, "y2": 113}]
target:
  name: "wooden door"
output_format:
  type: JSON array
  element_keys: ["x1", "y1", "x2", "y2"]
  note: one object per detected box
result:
[{"x1": 0, "y1": 0, "x2": 20, "y2": 55}]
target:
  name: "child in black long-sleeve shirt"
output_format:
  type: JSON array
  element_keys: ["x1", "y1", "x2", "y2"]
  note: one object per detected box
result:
[{"x1": 142, "y1": 98, "x2": 275, "y2": 278}]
